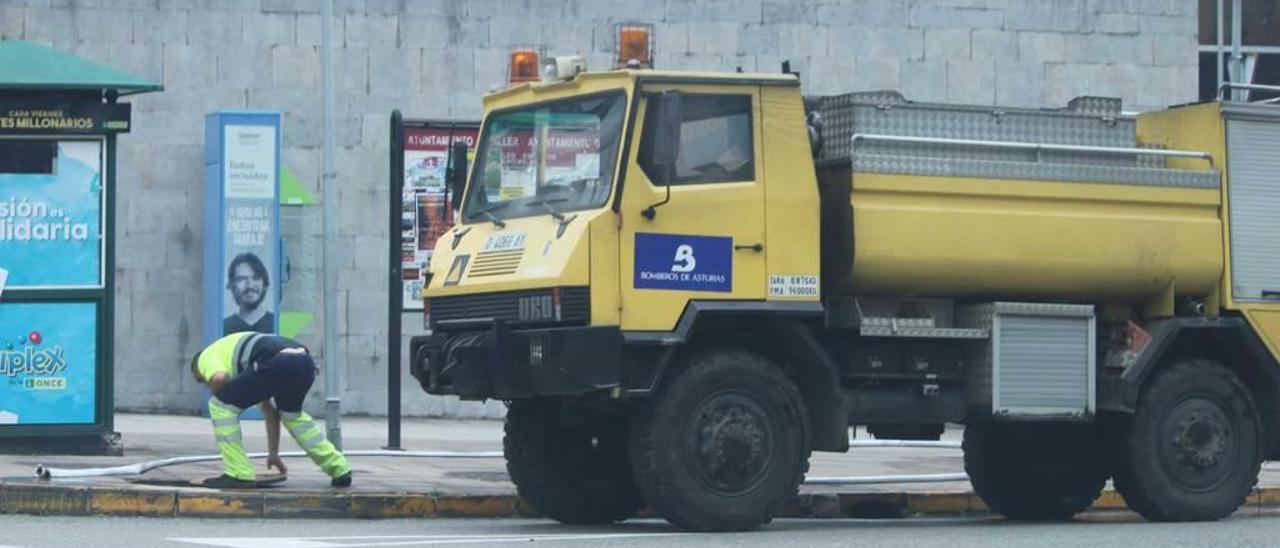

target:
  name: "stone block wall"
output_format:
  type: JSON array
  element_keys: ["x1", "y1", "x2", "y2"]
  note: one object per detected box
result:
[{"x1": 0, "y1": 0, "x2": 1198, "y2": 417}]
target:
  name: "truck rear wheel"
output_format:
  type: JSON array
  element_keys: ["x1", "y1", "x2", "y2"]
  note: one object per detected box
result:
[
  {"x1": 503, "y1": 399, "x2": 643, "y2": 524},
  {"x1": 1112, "y1": 359, "x2": 1262, "y2": 521},
  {"x1": 963, "y1": 422, "x2": 1107, "y2": 520},
  {"x1": 629, "y1": 350, "x2": 811, "y2": 532}
]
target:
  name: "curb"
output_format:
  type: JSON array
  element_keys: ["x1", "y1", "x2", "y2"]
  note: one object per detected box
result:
[{"x1": 3, "y1": 481, "x2": 1280, "y2": 520}]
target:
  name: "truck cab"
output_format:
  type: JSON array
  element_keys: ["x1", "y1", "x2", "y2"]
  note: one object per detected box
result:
[{"x1": 415, "y1": 69, "x2": 820, "y2": 400}]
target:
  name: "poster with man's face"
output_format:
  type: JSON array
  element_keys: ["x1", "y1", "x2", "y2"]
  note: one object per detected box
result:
[{"x1": 221, "y1": 124, "x2": 278, "y2": 335}]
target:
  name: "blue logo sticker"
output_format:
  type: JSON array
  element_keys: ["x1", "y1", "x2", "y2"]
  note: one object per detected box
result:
[{"x1": 634, "y1": 233, "x2": 732, "y2": 293}]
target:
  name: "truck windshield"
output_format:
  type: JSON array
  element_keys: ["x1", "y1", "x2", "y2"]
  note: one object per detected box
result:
[{"x1": 464, "y1": 91, "x2": 627, "y2": 223}]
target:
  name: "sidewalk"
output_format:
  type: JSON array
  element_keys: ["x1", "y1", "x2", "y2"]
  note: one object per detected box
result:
[{"x1": 2, "y1": 413, "x2": 1279, "y2": 519}]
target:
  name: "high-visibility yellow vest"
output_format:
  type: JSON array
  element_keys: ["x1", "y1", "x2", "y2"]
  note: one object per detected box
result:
[{"x1": 197, "y1": 332, "x2": 252, "y2": 381}]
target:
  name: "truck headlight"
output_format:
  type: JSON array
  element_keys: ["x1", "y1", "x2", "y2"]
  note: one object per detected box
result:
[{"x1": 529, "y1": 337, "x2": 544, "y2": 368}]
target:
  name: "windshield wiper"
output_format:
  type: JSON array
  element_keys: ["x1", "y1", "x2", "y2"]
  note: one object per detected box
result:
[
  {"x1": 470, "y1": 202, "x2": 509, "y2": 228},
  {"x1": 479, "y1": 209, "x2": 506, "y2": 228},
  {"x1": 528, "y1": 195, "x2": 566, "y2": 222}
]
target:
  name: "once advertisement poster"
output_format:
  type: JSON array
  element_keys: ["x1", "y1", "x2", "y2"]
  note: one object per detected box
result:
[
  {"x1": 221, "y1": 124, "x2": 279, "y2": 335},
  {"x1": 0, "y1": 139, "x2": 103, "y2": 289},
  {"x1": 0, "y1": 302, "x2": 97, "y2": 425},
  {"x1": 401, "y1": 124, "x2": 478, "y2": 310}
]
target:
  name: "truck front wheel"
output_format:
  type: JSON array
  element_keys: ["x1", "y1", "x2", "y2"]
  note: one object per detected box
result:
[
  {"x1": 1112, "y1": 359, "x2": 1262, "y2": 521},
  {"x1": 629, "y1": 350, "x2": 811, "y2": 532},
  {"x1": 503, "y1": 398, "x2": 644, "y2": 524},
  {"x1": 963, "y1": 422, "x2": 1108, "y2": 520}
]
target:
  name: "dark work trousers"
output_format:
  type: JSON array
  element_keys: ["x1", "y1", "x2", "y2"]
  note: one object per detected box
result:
[{"x1": 216, "y1": 351, "x2": 316, "y2": 412}]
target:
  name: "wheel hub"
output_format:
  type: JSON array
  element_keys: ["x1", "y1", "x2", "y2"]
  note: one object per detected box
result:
[
  {"x1": 689, "y1": 393, "x2": 771, "y2": 495},
  {"x1": 1175, "y1": 412, "x2": 1228, "y2": 468},
  {"x1": 1158, "y1": 395, "x2": 1237, "y2": 491}
]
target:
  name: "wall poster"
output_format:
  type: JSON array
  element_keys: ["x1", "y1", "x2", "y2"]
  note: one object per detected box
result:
[{"x1": 400, "y1": 123, "x2": 478, "y2": 310}]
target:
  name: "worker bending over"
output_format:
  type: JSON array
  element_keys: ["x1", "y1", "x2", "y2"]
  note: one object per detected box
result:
[{"x1": 191, "y1": 332, "x2": 352, "y2": 488}]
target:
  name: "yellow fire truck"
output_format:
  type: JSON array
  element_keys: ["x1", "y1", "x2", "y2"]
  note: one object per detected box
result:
[{"x1": 410, "y1": 54, "x2": 1280, "y2": 531}]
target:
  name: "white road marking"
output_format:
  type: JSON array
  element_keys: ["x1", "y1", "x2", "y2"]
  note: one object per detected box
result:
[
  {"x1": 169, "y1": 533, "x2": 689, "y2": 547},
  {"x1": 169, "y1": 540, "x2": 331, "y2": 548}
]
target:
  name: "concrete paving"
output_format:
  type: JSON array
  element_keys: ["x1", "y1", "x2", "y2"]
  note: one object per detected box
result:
[
  {"x1": 3, "y1": 414, "x2": 516, "y2": 496},
  {"x1": 2, "y1": 414, "x2": 975, "y2": 496}
]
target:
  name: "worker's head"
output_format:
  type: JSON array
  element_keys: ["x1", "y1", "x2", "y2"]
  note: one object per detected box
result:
[
  {"x1": 190, "y1": 351, "x2": 204, "y2": 385},
  {"x1": 226, "y1": 252, "x2": 269, "y2": 312}
]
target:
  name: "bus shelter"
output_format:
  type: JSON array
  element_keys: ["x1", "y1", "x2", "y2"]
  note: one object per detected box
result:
[{"x1": 0, "y1": 41, "x2": 160, "y2": 454}]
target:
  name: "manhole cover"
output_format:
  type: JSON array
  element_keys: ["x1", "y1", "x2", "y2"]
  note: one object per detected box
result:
[{"x1": 445, "y1": 471, "x2": 510, "y2": 482}]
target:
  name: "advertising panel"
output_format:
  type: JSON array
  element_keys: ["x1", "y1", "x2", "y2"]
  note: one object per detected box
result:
[
  {"x1": 211, "y1": 119, "x2": 280, "y2": 337},
  {"x1": 0, "y1": 302, "x2": 97, "y2": 425},
  {"x1": 0, "y1": 139, "x2": 103, "y2": 289},
  {"x1": 0, "y1": 100, "x2": 132, "y2": 135},
  {"x1": 401, "y1": 124, "x2": 478, "y2": 310}
]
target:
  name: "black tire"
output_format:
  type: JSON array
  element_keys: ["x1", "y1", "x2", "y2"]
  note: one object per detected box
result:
[
  {"x1": 963, "y1": 422, "x2": 1108, "y2": 520},
  {"x1": 1112, "y1": 359, "x2": 1262, "y2": 522},
  {"x1": 503, "y1": 398, "x2": 644, "y2": 524},
  {"x1": 629, "y1": 350, "x2": 811, "y2": 532}
]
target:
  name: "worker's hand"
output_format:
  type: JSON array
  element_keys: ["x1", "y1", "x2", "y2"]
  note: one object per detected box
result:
[
  {"x1": 267, "y1": 455, "x2": 288, "y2": 476},
  {"x1": 207, "y1": 372, "x2": 229, "y2": 394}
]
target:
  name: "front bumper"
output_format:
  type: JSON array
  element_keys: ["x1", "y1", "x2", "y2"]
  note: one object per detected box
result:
[{"x1": 410, "y1": 323, "x2": 622, "y2": 399}]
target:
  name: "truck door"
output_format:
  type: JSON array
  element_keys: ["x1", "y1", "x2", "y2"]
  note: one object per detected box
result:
[
  {"x1": 618, "y1": 85, "x2": 766, "y2": 332},
  {"x1": 1224, "y1": 108, "x2": 1280, "y2": 349},
  {"x1": 1226, "y1": 111, "x2": 1280, "y2": 301}
]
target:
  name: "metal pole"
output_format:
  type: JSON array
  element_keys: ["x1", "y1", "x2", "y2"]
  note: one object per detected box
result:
[
  {"x1": 321, "y1": 0, "x2": 343, "y2": 450},
  {"x1": 1232, "y1": 0, "x2": 1243, "y2": 99},
  {"x1": 1217, "y1": 0, "x2": 1225, "y2": 93},
  {"x1": 386, "y1": 110, "x2": 404, "y2": 450}
]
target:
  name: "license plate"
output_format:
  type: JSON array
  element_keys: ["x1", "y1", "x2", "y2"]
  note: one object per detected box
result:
[{"x1": 483, "y1": 232, "x2": 527, "y2": 252}]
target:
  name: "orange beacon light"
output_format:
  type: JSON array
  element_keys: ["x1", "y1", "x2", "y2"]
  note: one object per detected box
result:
[
  {"x1": 508, "y1": 48, "x2": 541, "y2": 84},
  {"x1": 616, "y1": 24, "x2": 653, "y2": 69}
]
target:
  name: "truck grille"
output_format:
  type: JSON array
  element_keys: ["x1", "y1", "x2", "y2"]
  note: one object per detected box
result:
[
  {"x1": 467, "y1": 250, "x2": 523, "y2": 278},
  {"x1": 429, "y1": 287, "x2": 590, "y2": 328}
]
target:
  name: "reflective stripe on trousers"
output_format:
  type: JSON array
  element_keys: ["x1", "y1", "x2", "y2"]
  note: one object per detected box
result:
[
  {"x1": 207, "y1": 397, "x2": 254, "y2": 481},
  {"x1": 280, "y1": 410, "x2": 350, "y2": 478}
]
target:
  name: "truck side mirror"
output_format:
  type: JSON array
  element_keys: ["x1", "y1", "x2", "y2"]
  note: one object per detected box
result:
[
  {"x1": 446, "y1": 140, "x2": 469, "y2": 211},
  {"x1": 650, "y1": 91, "x2": 682, "y2": 176},
  {"x1": 642, "y1": 91, "x2": 682, "y2": 220}
]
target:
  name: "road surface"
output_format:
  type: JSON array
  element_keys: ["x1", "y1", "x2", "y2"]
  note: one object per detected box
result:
[{"x1": 1, "y1": 512, "x2": 1278, "y2": 547}]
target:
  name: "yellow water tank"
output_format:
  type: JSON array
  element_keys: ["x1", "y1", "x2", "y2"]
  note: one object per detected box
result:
[
  {"x1": 843, "y1": 172, "x2": 1222, "y2": 300},
  {"x1": 809, "y1": 93, "x2": 1223, "y2": 302}
]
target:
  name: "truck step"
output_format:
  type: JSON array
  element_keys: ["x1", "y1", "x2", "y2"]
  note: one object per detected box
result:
[
  {"x1": 858, "y1": 321, "x2": 990, "y2": 339},
  {"x1": 860, "y1": 317, "x2": 935, "y2": 329}
]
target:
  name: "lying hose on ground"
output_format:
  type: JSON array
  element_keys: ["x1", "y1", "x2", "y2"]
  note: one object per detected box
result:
[
  {"x1": 36, "y1": 438, "x2": 964, "y2": 483},
  {"x1": 36, "y1": 449, "x2": 503, "y2": 479}
]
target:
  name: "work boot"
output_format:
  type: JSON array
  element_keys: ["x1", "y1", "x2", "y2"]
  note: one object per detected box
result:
[
  {"x1": 331, "y1": 471, "x2": 352, "y2": 488},
  {"x1": 201, "y1": 474, "x2": 257, "y2": 489}
]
